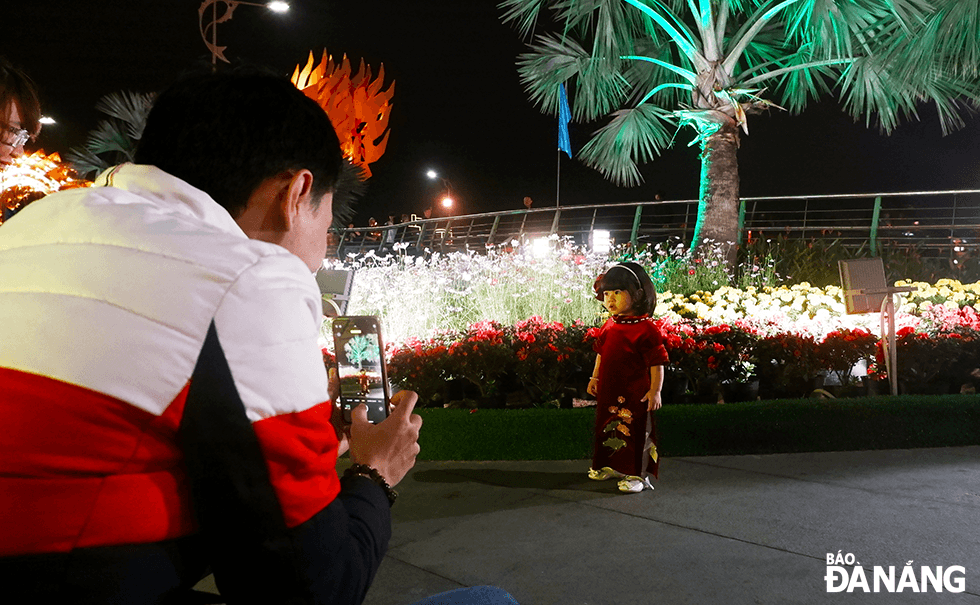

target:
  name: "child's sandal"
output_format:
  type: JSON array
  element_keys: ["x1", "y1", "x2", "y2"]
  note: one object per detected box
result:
[{"x1": 617, "y1": 476, "x2": 654, "y2": 493}]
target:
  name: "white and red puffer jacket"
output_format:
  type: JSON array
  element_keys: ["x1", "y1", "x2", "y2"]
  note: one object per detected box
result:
[{"x1": 0, "y1": 164, "x2": 390, "y2": 604}]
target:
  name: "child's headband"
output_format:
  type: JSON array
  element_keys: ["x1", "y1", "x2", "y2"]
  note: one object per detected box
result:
[
  {"x1": 609, "y1": 263, "x2": 642, "y2": 288},
  {"x1": 594, "y1": 263, "x2": 644, "y2": 302}
]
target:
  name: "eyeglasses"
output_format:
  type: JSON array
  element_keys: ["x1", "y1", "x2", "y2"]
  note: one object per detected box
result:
[{"x1": 1, "y1": 123, "x2": 30, "y2": 149}]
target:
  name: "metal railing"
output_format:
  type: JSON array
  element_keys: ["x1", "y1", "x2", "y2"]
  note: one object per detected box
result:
[{"x1": 331, "y1": 190, "x2": 980, "y2": 261}]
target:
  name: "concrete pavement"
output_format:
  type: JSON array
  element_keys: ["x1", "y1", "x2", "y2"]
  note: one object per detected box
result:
[{"x1": 359, "y1": 447, "x2": 980, "y2": 605}]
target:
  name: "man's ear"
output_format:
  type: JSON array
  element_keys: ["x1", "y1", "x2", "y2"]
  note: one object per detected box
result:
[{"x1": 281, "y1": 169, "x2": 315, "y2": 229}]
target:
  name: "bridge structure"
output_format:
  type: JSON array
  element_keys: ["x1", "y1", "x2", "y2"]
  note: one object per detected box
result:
[{"x1": 332, "y1": 190, "x2": 980, "y2": 264}]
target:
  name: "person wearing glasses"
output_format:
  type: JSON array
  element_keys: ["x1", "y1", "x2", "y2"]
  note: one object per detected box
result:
[{"x1": 0, "y1": 57, "x2": 41, "y2": 168}]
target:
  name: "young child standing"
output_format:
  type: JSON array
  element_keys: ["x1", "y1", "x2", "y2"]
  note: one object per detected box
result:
[{"x1": 587, "y1": 262, "x2": 669, "y2": 493}]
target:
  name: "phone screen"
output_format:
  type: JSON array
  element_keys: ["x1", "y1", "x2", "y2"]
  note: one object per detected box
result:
[{"x1": 332, "y1": 316, "x2": 390, "y2": 424}]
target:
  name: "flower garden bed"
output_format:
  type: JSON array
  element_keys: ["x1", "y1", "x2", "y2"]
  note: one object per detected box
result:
[
  {"x1": 321, "y1": 245, "x2": 980, "y2": 460},
  {"x1": 382, "y1": 296, "x2": 980, "y2": 408},
  {"x1": 323, "y1": 244, "x2": 980, "y2": 407}
]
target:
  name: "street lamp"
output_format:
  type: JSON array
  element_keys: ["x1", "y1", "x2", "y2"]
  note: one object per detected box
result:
[
  {"x1": 199, "y1": 0, "x2": 290, "y2": 65},
  {"x1": 425, "y1": 169, "x2": 455, "y2": 215}
]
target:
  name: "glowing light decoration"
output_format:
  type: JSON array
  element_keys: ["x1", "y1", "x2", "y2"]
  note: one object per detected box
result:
[
  {"x1": 590, "y1": 229, "x2": 611, "y2": 254},
  {"x1": 0, "y1": 151, "x2": 91, "y2": 224},
  {"x1": 532, "y1": 237, "x2": 551, "y2": 259},
  {"x1": 291, "y1": 50, "x2": 394, "y2": 179}
]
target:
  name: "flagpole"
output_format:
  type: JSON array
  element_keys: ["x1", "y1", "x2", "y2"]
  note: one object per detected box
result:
[{"x1": 556, "y1": 151, "x2": 561, "y2": 208}]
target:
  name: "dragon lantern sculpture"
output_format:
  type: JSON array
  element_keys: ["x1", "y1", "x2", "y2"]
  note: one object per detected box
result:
[
  {"x1": 291, "y1": 50, "x2": 394, "y2": 179},
  {"x1": 0, "y1": 151, "x2": 90, "y2": 224}
]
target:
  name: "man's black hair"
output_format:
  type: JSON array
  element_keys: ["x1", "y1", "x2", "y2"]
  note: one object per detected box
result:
[
  {"x1": 134, "y1": 66, "x2": 342, "y2": 218},
  {"x1": 594, "y1": 262, "x2": 658, "y2": 315}
]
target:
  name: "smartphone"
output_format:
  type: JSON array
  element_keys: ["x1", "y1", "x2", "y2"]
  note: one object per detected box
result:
[{"x1": 332, "y1": 315, "x2": 391, "y2": 424}]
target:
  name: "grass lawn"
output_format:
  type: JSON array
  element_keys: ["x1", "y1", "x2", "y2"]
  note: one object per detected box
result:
[{"x1": 414, "y1": 395, "x2": 980, "y2": 460}]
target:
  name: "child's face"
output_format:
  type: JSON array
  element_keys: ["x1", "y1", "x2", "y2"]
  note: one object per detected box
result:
[{"x1": 602, "y1": 289, "x2": 635, "y2": 316}]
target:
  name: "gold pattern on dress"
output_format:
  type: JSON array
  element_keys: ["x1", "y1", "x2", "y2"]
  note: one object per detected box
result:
[{"x1": 602, "y1": 436, "x2": 627, "y2": 452}]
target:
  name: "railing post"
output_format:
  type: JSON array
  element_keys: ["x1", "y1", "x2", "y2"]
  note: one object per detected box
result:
[
  {"x1": 801, "y1": 197, "x2": 809, "y2": 239},
  {"x1": 949, "y1": 193, "x2": 958, "y2": 267},
  {"x1": 550, "y1": 208, "x2": 561, "y2": 235},
  {"x1": 465, "y1": 218, "x2": 475, "y2": 248},
  {"x1": 630, "y1": 206, "x2": 643, "y2": 247},
  {"x1": 335, "y1": 230, "x2": 348, "y2": 257},
  {"x1": 488, "y1": 215, "x2": 500, "y2": 246},
  {"x1": 443, "y1": 218, "x2": 454, "y2": 253},
  {"x1": 736, "y1": 199, "x2": 745, "y2": 245},
  {"x1": 870, "y1": 196, "x2": 881, "y2": 255},
  {"x1": 684, "y1": 203, "x2": 691, "y2": 242},
  {"x1": 589, "y1": 208, "x2": 597, "y2": 249}
]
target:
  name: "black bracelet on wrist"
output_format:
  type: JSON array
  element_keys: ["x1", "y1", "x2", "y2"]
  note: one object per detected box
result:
[{"x1": 344, "y1": 463, "x2": 398, "y2": 506}]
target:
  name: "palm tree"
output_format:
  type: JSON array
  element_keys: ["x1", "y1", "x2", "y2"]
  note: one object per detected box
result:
[
  {"x1": 65, "y1": 91, "x2": 155, "y2": 178},
  {"x1": 501, "y1": 0, "x2": 980, "y2": 263}
]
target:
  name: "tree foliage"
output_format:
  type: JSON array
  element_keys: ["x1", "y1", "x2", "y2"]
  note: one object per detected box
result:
[
  {"x1": 501, "y1": 0, "x2": 980, "y2": 188},
  {"x1": 344, "y1": 334, "x2": 380, "y2": 370},
  {"x1": 65, "y1": 91, "x2": 155, "y2": 178}
]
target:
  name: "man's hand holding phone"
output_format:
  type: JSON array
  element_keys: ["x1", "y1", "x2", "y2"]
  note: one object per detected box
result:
[
  {"x1": 348, "y1": 390, "x2": 422, "y2": 488},
  {"x1": 327, "y1": 367, "x2": 350, "y2": 457}
]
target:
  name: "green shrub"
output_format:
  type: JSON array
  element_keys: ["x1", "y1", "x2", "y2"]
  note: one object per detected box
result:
[{"x1": 414, "y1": 396, "x2": 980, "y2": 460}]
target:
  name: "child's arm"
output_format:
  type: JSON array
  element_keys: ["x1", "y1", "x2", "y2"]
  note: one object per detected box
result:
[
  {"x1": 641, "y1": 365, "x2": 664, "y2": 411},
  {"x1": 587, "y1": 354, "x2": 601, "y2": 397}
]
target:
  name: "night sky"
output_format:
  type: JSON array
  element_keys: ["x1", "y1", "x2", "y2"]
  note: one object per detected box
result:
[{"x1": 7, "y1": 0, "x2": 980, "y2": 225}]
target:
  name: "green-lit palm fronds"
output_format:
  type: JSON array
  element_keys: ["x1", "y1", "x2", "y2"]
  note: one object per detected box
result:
[
  {"x1": 501, "y1": 0, "x2": 980, "y2": 186},
  {"x1": 500, "y1": 0, "x2": 980, "y2": 262},
  {"x1": 578, "y1": 103, "x2": 674, "y2": 186}
]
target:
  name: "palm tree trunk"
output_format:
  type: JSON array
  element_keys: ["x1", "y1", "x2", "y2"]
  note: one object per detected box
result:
[{"x1": 690, "y1": 112, "x2": 740, "y2": 265}]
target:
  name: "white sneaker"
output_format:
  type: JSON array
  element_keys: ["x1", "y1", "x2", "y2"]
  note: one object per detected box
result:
[
  {"x1": 618, "y1": 476, "x2": 654, "y2": 493},
  {"x1": 588, "y1": 467, "x2": 624, "y2": 481}
]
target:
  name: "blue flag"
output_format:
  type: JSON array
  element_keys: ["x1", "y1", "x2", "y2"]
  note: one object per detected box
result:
[{"x1": 558, "y1": 83, "x2": 572, "y2": 158}]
